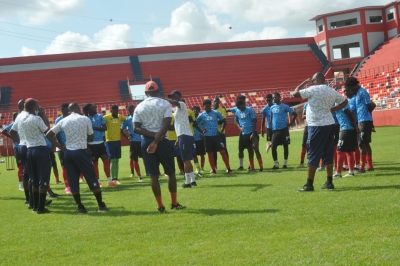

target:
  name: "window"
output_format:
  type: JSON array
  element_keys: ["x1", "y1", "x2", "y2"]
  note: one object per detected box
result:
[
  {"x1": 332, "y1": 42, "x2": 361, "y2": 60},
  {"x1": 369, "y1": 16, "x2": 382, "y2": 23},
  {"x1": 387, "y1": 12, "x2": 394, "y2": 21},
  {"x1": 318, "y1": 25, "x2": 323, "y2": 32},
  {"x1": 330, "y1": 18, "x2": 358, "y2": 29}
]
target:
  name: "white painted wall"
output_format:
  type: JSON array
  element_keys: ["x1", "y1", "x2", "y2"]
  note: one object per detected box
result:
[
  {"x1": 327, "y1": 12, "x2": 361, "y2": 30},
  {"x1": 367, "y1": 32, "x2": 384, "y2": 52},
  {"x1": 388, "y1": 28, "x2": 398, "y2": 38},
  {"x1": 365, "y1": 10, "x2": 383, "y2": 24},
  {"x1": 329, "y1": 33, "x2": 364, "y2": 59}
]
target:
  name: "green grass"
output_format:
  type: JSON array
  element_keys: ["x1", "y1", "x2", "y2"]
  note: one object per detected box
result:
[{"x1": 0, "y1": 127, "x2": 399, "y2": 265}]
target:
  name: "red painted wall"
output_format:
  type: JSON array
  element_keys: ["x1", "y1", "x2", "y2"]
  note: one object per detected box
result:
[{"x1": 372, "y1": 109, "x2": 400, "y2": 126}]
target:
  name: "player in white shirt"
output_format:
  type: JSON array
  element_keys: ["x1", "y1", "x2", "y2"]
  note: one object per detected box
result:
[
  {"x1": 10, "y1": 99, "x2": 52, "y2": 214},
  {"x1": 291, "y1": 73, "x2": 348, "y2": 192},
  {"x1": 166, "y1": 90, "x2": 202, "y2": 188},
  {"x1": 46, "y1": 103, "x2": 109, "y2": 214}
]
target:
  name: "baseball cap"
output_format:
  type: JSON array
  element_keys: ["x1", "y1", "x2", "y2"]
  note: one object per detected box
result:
[
  {"x1": 145, "y1": 81, "x2": 158, "y2": 91},
  {"x1": 167, "y1": 90, "x2": 182, "y2": 97}
]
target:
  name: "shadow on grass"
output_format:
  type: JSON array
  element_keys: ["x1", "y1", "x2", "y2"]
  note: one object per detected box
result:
[
  {"x1": 339, "y1": 184, "x2": 400, "y2": 191},
  {"x1": 199, "y1": 183, "x2": 271, "y2": 192},
  {"x1": 187, "y1": 208, "x2": 279, "y2": 216}
]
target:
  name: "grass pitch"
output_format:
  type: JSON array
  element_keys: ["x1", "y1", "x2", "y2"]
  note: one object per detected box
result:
[{"x1": 0, "y1": 127, "x2": 399, "y2": 265}]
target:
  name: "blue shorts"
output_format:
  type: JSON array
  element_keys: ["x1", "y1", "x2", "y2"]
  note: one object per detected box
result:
[
  {"x1": 142, "y1": 137, "x2": 175, "y2": 176},
  {"x1": 64, "y1": 149, "x2": 100, "y2": 193},
  {"x1": 178, "y1": 135, "x2": 196, "y2": 161},
  {"x1": 27, "y1": 146, "x2": 51, "y2": 189},
  {"x1": 18, "y1": 145, "x2": 29, "y2": 181},
  {"x1": 169, "y1": 140, "x2": 181, "y2": 157},
  {"x1": 106, "y1": 141, "x2": 121, "y2": 159},
  {"x1": 307, "y1": 125, "x2": 335, "y2": 167}
]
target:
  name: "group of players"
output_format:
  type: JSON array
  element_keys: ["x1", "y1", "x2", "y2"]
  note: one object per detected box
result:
[{"x1": 2, "y1": 74, "x2": 375, "y2": 213}]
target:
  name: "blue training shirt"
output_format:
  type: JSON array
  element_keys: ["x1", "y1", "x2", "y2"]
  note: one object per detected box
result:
[
  {"x1": 355, "y1": 87, "x2": 373, "y2": 122},
  {"x1": 54, "y1": 115, "x2": 67, "y2": 145},
  {"x1": 234, "y1": 106, "x2": 256, "y2": 135},
  {"x1": 270, "y1": 103, "x2": 295, "y2": 131},
  {"x1": 121, "y1": 115, "x2": 141, "y2": 142},
  {"x1": 4, "y1": 122, "x2": 19, "y2": 148},
  {"x1": 196, "y1": 110, "x2": 225, "y2": 137},
  {"x1": 334, "y1": 104, "x2": 354, "y2": 131},
  {"x1": 348, "y1": 96, "x2": 358, "y2": 122},
  {"x1": 193, "y1": 119, "x2": 203, "y2": 141},
  {"x1": 88, "y1": 113, "x2": 106, "y2": 142},
  {"x1": 261, "y1": 105, "x2": 272, "y2": 129}
]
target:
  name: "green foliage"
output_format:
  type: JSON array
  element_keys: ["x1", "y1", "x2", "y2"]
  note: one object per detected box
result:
[{"x1": 0, "y1": 127, "x2": 399, "y2": 265}]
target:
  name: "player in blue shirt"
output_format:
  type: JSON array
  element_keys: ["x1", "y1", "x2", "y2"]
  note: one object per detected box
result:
[
  {"x1": 269, "y1": 92, "x2": 297, "y2": 169},
  {"x1": 231, "y1": 100, "x2": 263, "y2": 172},
  {"x1": 333, "y1": 101, "x2": 359, "y2": 178},
  {"x1": 344, "y1": 87, "x2": 361, "y2": 170},
  {"x1": 345, "y1": 77, "x2": 376, "y2": 173},
  {"x1": 84, "y1": 103, "x2": 117, "y2": 187},
  {"x1": 261, "y1": 94, "x2": 273, "y2": 149},
  {"x1": 196, "y1": 99, "x2": 233, "y2": 175},
  {"x1": 121, "y1": 105, "x2": 143, "y2": 182},
  {"x1": 2, "y1": 113, "x2": 24, "y2": 191},
  {"x1": 192, "y1": 106, "x2": 206, "y2": 173}
]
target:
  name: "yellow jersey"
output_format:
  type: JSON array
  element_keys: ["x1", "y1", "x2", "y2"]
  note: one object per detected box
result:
[
  {"x1": 214, "y1": 106, "x2": 226, "y2": 134},
  {"x1": 167, "y1": 114, "x2": 177, "y2": 141},
  {"x1": 187, "y1": 109, "x2": 196, "y2": 134},
  {"x1": 104, "y1": 114, "x2": 126, "y2": 141}
]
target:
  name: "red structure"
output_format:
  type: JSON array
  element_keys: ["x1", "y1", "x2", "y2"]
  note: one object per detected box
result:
[{"x1": 311, "y1": 0, "x2": 400, "y2": 76}]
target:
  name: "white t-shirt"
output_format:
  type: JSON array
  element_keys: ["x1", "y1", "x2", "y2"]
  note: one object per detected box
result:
[
  {"x1": 11, "y1": 111, "x2": 29, "y2": 146},
  {"x1": 11, "y1": 113, "x2": 48, "y2": 148},
  {"x1": 174, "y1": 101, "x2": 193, "y2": 137},
  {"x1": 300, "y1": 84, "x2": 346, "y2": 126},
  {"x1": 50, "y1": 112, "x2": 94, "y2": 150},
  {"x1": 133, "y1": 97, "x2": 172, "y2": 137}
]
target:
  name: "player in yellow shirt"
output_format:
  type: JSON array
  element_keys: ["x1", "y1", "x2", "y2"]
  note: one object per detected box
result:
[
  {"x1": 167, "y1": 113, "x2": 184, "y2": 174},
  {"x1": 103, "y1": 105, "x2": 126, "y2": 184},
  {"x1": 213, "y1": 97, "x2": 229, "y2": 171}
]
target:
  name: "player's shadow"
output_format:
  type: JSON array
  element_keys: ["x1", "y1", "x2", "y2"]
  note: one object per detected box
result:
[
  {"x1": 199, "y1": 183, "x2": 271, "y2": 192},
  {"x1": 340, "y1": 184, "x2": 400, "y2": 191},
  {"x1": 188, "y1": 208, "x2": 279, "y2": 216}
]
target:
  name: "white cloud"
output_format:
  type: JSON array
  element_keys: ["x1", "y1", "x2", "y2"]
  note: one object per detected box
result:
[
  {"x1": 200, "y1": 0, "x2": 389, "y2": 24},
  {"x1": 20, "y1": 46, "x2": 37, "y2": 56},
  {"x1": 304, "y1": 30, "x2": 316, "y2": 37},
  {"x1": 21, "y1": 24, "x2": 132, "y2": 55},
  {"x1": 229, "y1": 27, "x2": 288, "y2": 42},
  {"x1": 147, "y1": 2, "x2": 288, "y2": 46},
  {"x1": 0, "y1": 0, "x2": 81, "y2": 25}
]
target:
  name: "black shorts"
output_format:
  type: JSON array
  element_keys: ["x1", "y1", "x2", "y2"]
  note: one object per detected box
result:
[
  {"x1": 239, "y1": 132, "x2": 259, "y2": 151},
  {"x1": 267, "y1": 128, "x2": 273, "y2": 142},
  {"x1": 195, "y1": 140, "x2": 206, "y2": 156},
  {"x1": 333, "y1": 124, "x2": 340, "y2": 145},
  {"x1": 13, "y1": 148, "x2": 23, "y2": 167},
  {"x1": 271, "y1": 128, "x2": 290, "y2": 146},
  {"x1": 130, "y1": 141, "x2": 142, "y2": 160},
  {"x1": 358, "y1": 121, "x2": 373, "y2": 144},
  {"x1": 204, "y1": 135, "x2": 225, "y2": 153},
  {"x1": 49, "y1": 151, "x2": 57, "y2": 167},
  {"x1": 88, "y1": 143, "x2": 108, "y2": 161},
  {"x1": 302, "y1": 126, "x2": 308, "y2": 148},
  {"x1": 141, "y1": 137, "x2": 174, "y2": 176},
  {"x1": 337, "y1": 130, "x2": 357, "y2": 152}
]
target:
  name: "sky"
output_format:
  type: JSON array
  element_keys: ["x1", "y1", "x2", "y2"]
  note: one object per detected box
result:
[{"x1": 0, "y1": 0, "x2": 390, "y2": 59}]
